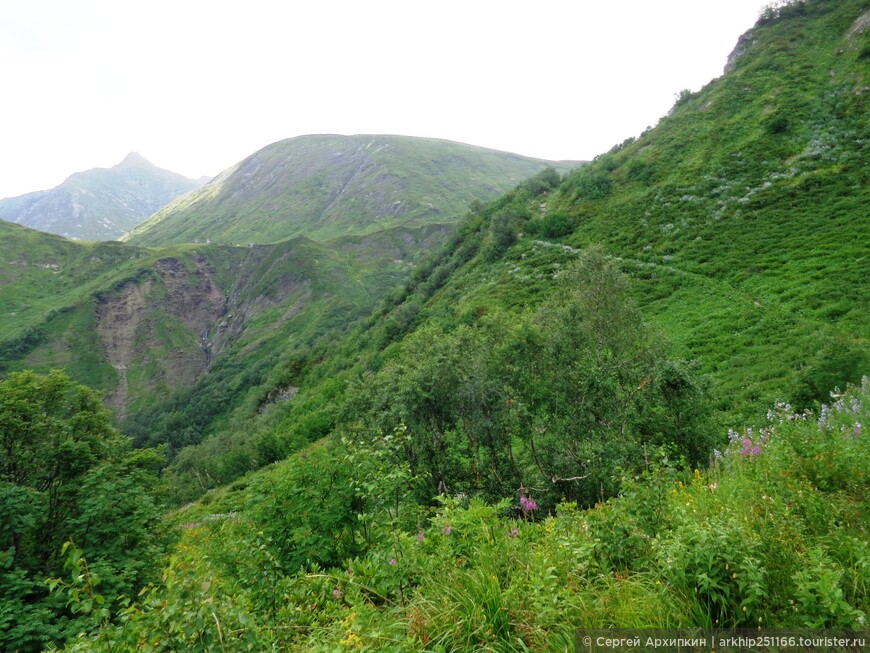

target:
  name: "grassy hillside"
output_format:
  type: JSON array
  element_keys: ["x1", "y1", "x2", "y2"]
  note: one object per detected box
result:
[
  {"x1": 349, "y1": 0, "x2": 870, "y2": 423},
  {"x1": 125, "y1": 134, "x2": 577, "y2": 246},
  {"x1": 0, "y1": 153, "x2": 202, "y2": 241},
  {"x1": 0, "y1": 220, "x2": 452, "y2": 426},
  {"x1": 0, "y1": 220, "x2": 150, "y2": 345},
  {"x1": 550, "y1": 0, "x2": 870, "y2": 414}
]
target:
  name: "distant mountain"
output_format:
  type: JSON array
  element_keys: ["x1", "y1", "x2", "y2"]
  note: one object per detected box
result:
[
  {"x1": 125, "y1": 134, "x2": 578, "y2": 246},
  {"x1": 0, "y1": 153, "x2": 206, "y2": 241}
]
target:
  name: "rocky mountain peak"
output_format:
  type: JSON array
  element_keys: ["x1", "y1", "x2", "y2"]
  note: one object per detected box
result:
[{"x1": 116, "y1": 152, "x2": 155, "y2": 169}]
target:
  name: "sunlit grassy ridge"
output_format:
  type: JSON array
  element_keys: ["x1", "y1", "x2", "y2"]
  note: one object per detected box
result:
[{"x1": 125, "y1": 135, "x2": 577, "y2": 246}]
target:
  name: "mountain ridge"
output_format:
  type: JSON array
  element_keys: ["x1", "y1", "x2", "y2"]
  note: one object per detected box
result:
[
  {"x1": 0, "y1": 154, "x2": 205, "y2": 241},
  {"x1": 125, "y1": 134, "x2": 579, "y2": 246}
]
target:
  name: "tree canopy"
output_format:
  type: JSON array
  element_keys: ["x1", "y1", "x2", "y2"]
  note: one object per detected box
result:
[
  {"x1": 343, "y1": 249, "x2": 714, "y2": 508},
  {"x1": 0, "y1": 370, "x2": 167, "y2": 652}
]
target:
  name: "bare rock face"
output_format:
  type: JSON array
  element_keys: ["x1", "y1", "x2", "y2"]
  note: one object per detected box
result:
[
  {"x1": 95, "y1": 279, "x2": 152, "y2": 416},
  {"x1": 95, "y1": 256, "x2": 226, "y2": 417},
  {"x1": 723, "y1": 30, "x2": 757, "y2": 74},
  {"x1": 155, "y1": 255, "x2": 227, "y2": 336},
  {"x1": 847, "y1": 8, "x2": 870, "y2": 40}
]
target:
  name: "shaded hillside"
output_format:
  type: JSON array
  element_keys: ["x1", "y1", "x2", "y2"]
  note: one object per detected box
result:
[
  {"x1": 125, "y1": 134, "x2": 577, "y2": 246},
  {"x1": 0, "y1": 220, "x2": 451, "y2": 424},
  {"x1": 0, "y1": 153, "x2": 204, "y2": 241}
]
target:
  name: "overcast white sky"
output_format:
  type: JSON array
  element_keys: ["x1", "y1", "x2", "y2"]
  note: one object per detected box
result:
[{"x1": 0, "y1": 0, "x2": 771, "y2": 199}]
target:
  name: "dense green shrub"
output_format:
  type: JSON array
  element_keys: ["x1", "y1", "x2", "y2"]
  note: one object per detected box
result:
[
  {"x1": 0, "y1": 371, "x2": 168, "y2": 652},
  {"x1": 343, "y1": 249, "x2": 714, "y2": 509}
]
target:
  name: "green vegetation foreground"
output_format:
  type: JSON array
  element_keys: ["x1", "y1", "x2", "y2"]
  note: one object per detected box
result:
[{"x1": 53, "y1": 377, "x2": 869, "y2": 651}]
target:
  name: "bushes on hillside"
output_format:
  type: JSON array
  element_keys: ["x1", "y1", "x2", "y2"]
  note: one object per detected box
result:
[
  {"x1": 52, "y1": 378, "x2": 870, "y2": 651},
  {"x1": 343, "y1": 248, "x2": 714, "y2": 509}
]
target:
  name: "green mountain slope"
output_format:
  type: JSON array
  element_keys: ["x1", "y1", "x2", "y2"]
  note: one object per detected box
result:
[
  {"x1": 360, "y1": 0, "x2": 870, "y2": 420},
  {"x1": 0, "y1": 221, "x2": 451, "y2": 424},
  {"x1": 124, "y1": 134, "x2": 577, "y2": 246},
  {"x1": 547, "y1": 0, "x2": 870, "y2": 411},
  {"x1": 0, "y1": 153, "x2": 204, "y2": 241},
  {"x1": 156, "y1": 0, "x2": 870, "y2": 500}
]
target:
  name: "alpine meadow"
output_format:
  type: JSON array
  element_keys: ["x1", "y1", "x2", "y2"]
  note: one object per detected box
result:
[{"x1": 1, "y1": 0, "x2": 869, "y2": 651}]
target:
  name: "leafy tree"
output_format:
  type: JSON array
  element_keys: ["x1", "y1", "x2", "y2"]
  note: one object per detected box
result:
[
  {"x1": 250, "y1": 443, "x2": 362, "y2": 571},
  {"x1": 519, "y1": 167, "x2": 562, "y2": 197},
  {"x1": 506, "y1": 249, "x2": 713, "y2": 504},
  {"x1": 538, "y1": 211, "x2": 575, "y2": 238},
  {"x1": 345, "y1": 248, "x2": 713, "y2": 509},
  {"x1": 0, "y1": 370, "x2": 167, "y2": 652},
  {"x1": 1, "y1": 371, "x2": 119, "y2": 568},
  {"x1": 565, "y1": 167, "x2": 612, "y2": 201},
  {"x1": 758, "y1": 0, "x2": 807, "y2": 24},
  {"x1": 792, "y1": 338, "x2": 870, "y2": 409},
  {"x1": 487, "y1": 213, "x2": 518, "y2": 258}
]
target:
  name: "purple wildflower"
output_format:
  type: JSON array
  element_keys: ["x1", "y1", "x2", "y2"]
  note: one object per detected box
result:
[
  {"x1": 741, "y1": 437, "x2": 752, "y2": 456},
  {"x1": 818, "y1": 404, "x2": 831, "y2": 430},
  {"x1": 510, "y1": 528, "x2": 519, "y2": 538},
  {"x1": 519, "y1": 495, "x2": 538, "y2": 515},
  {"x1": 442, "y1": 525, "x2": 452, "y2": 536},
  {"x1": 389, "y1": 558, "x2": 396, "y2": 565},
  {"x1": 333, "y1": 588, "x2": 343, "y2": 599}
]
